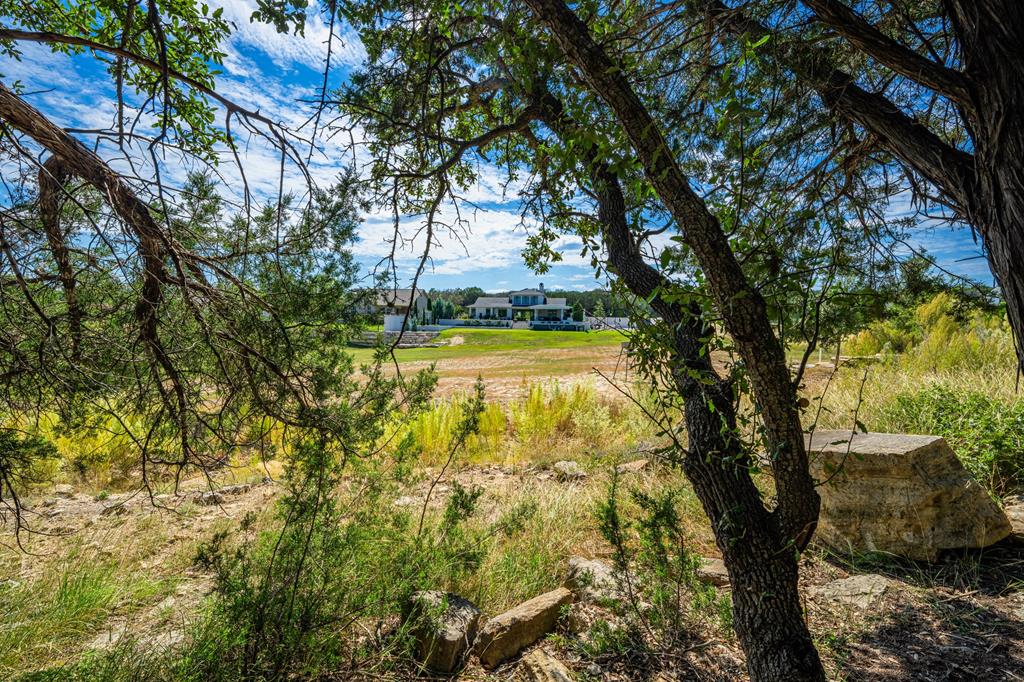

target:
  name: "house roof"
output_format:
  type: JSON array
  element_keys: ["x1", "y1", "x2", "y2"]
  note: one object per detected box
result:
[
  {"x1": 511, "y1": 288, "x2": 545, "y2": 296},
  {"x1": 468, "y1": 296, "x2": 512, "y2": 308},
  {"x1": 530, "y1": 298, "x2": 568, "y2": 308},
  {"x1": 373, "y1": 288, "x2": 425, "y2": 307}
]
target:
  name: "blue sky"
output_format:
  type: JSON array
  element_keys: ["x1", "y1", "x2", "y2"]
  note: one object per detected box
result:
[{"x1": 0, "y1": 0, "x2": 993, "y2": 292}]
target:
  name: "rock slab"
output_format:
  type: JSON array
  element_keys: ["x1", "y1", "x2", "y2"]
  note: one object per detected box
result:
[
  {"x1": 474, "y1": 587, "x2": 573, "y2": 669},
  {"x1": 806, "y1": 431, "x2": 1011, "y2": 561},
  {"x1": 553, "y1": 461, "x2": 586, "y2": 482},
  {"x1": 695, "y1": 557, "x2": 730, "y2": 587},
  {"x1": 615, "y1": 459, "x2": 649, "y2": 475},
  {"x1": 518, "y1": 649, "x2": 574, "y2": 681},
  {"x1": 1004, "y1": 495, "x2": 1024, "y2": 542},
  {"x1": 813, "y1": 574, "x2": 891, "y2": 609},
  {"x1": 564, "y1": 557, "x2": 621, "y2": 603},
  {"x1": 405, "y1": 591, "x2": 481, "y2": 673}
]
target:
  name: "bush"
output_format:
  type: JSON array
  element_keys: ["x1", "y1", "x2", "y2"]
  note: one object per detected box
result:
[
  {"x1": 573, "y1": 476, "x2": 731, "y2": 664},
  {"x1": 878, "y1": 385, "x2": 1024, "y2": 495}
]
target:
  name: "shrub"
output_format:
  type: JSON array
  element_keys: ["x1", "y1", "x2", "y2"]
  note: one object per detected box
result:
[
  {"x1": 575, "y1": 476, "x2": 731, "y2": 664},
  {"x1": 877, "y1": 385, "x2": 1024, "y2": 495}
]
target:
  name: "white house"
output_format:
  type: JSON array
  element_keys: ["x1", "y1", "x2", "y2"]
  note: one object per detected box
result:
[
  {"x1": 467, "y1": 284, "x2": 573, "y2": 323},
  {"x1": 356, "y1": 287, "x2": 430, "y2": 319}
]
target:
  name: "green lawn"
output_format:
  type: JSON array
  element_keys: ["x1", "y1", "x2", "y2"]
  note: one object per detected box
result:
[{"x1": 348, "y1": 327, "x2": 628, "y2": 365}]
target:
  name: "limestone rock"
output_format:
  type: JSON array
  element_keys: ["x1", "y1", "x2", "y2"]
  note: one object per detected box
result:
[
  {"x1": 695, "y1": 557, "x2": 730, "y2": 587},
  {"x1": 474, "y1": 587, "x2": 573, "y2": 669},
  {"x1": 564, "y1": 557, "x2": 619, "y2": 603},
  {"x1": 196, "y1": 491, "x2": 223, "y2": 506},
  {"x1": 518, "y1": 649, "x2": 573, "y2": 681},
  {"x1": 1004, "y1": 495, "x2": 1024, "y2": 541},
  {"x1": 54, "y1": 484, "x2": 74, "y2": 498},
  {"x1": 813, "y1": 574, "x2": 890, "y2": 609},
  {"x1": 615, "y1": 459, "x2": 649, "y2": 475},
  {"x1": 405, "y1": 591, "x2": 481, "y2": 673},
  {"x1": 553, "y1": 461, "x2": 586, "y2": 482},
  {"x1": 805, "y1": 431, "x2": 1011, "y2": 561}
]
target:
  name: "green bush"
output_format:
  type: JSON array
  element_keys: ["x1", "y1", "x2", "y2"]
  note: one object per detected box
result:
[
  {"x1": 577, "y1": 476, "x2": 731, "y2": 665},
  {"x1": 879, "y1": 385, "x2": 1024, "y2": 495}
]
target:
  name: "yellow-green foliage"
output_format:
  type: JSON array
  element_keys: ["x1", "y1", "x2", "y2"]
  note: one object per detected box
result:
[
  {"x1": 388, "y1": 381, "x2": 650, "y2": 466},
  {"x1": 843, "y1": 293, "x2": 1013, "y2": 370},
  {"x1": 908, "y1": 301, "x2": 1013, "y2": 372},
  {"x1": 844, "y1": 320, "x2": 915, "y2": 356}
]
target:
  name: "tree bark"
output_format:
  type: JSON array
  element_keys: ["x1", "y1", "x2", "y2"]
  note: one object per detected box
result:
[
  {"x1": 523, "y1": 0, "x2": 819, "y2": 559},
  {"x1": 537, "y1": 92, "x2": 824, "y2": 682},
  {"x1": 947, "y1": 0, "x2": 1024, "y2": 374},
  {"x1": 38, "y1": 156, "x2": 83, "y2": 362}
]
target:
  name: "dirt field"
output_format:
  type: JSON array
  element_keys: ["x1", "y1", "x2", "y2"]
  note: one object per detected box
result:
[{"x1": 360, "y1": 329, "x2": 835, "y2": 402}]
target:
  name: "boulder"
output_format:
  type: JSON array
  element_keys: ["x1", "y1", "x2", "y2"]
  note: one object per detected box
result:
[
  {"x1": 553, "y1": 461, "x2": 586, "y2": 482},
  {"x1": 805, "y1": 431, "x2": 1011, "y2": 561},
  {"x1": 54, "y1": 484, "x2": 74, "y2": 498},
  {"x1": 196, "y1": 491, "x2": 223, "y2": 506},
  {"x1": 518, "y1": 649, "x2": 574, "y2": 681},
  {"x1": 564, "y1": 557, "x2": 619, "y2": 603},
  {"x1": 405, "y1": 591, "x2": 481, "y2": 673},
  {"x1": 615, "y1": 459, "x2": 649, "y2": 475},
  {"x1": 812, "y1": 574, "x2": 891, "y2": 609},
  {"x1": 474, "y1": 587, "x2": 573, "y2": 669},
  {"x1": 1004, "y1": 495, "x2": 1024, "y2": 542},
  {"x1": 695, "y1": 557, "x2": 730, "y2": 588}
]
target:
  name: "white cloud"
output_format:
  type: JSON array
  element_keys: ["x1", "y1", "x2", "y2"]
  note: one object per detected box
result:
[{"x1": 211, "y1": 0, "x2": 366, "y2": 73}]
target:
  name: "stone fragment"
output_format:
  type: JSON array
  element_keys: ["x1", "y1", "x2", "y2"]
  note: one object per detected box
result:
[
  {"x1": 196, "y1": 491, "x2": 223, "y2": 506},
  {"x1": 615, "y1": 459, "x2": 649, "y2": 475},
  {"x1": 518, "y1": 649, "x2": 574, "y2": 681},
  {"x1": 405, "y1": 591, "x2": 481, "y2": 673},
  {"x1": 54, "y1": 483, "x2": 74, "y2": 498},
  {"x1": 805, "y1": 431, "x2": 1011, "y2": 561},
  {"x1": 695, "y1": 557, "x2": 730, "y2": 587},
  {"x1": 813, "y1": 574, "x2": 891, "y2": 609},
  {"x1": 564, "y1": 557, "x2": 620, "y2": 603},
  {"x1": 553, "y1": 461, "x2": 586, "y2": 482},
  {"x1": 100, "y1": 503, "x2": 127, "y2": 516},
  {"x1": 1004, "y1": 495, "x2": 1024, "y2": 541},
  {"x1": 474, "y1": 587, "x2": 573, "y2": 669}
]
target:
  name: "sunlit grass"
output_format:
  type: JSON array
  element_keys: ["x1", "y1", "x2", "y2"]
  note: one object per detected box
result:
[{"x1": 347, "y1": 328, "x2": 628, "y2": 365}]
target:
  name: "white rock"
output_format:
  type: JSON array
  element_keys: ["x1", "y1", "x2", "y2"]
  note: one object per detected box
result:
[
  {"x1": 519, "y1": 649, "x2": 574, "y2": 681},
  {"x1": 406, "y1": 591, "x2": 481, "y2": 673}
]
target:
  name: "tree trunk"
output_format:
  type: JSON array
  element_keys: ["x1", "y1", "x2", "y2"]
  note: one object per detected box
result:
[
  {"x1": 949, "y1": 0, "x2": 1024, "y2": 373},
  {"x1": 535, "y1": 93, "x2": 824, "y2": 681},
  {"x1": 523, "y1": 0, "x2": 819, "y2": 554},
  {"x1": 597, "y1": 153, "x2": 825, "y2": 682}
]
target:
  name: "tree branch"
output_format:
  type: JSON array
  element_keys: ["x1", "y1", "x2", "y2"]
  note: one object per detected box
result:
[
  {"x1": 801, "y1": 0, "x2": 970, "y2": 103},
  {"x1": 0, "y1": 28, "x2": 277, "y2": 129},
  {"x1": 703, "y1": 1, "x2": 978, "y2": 211}
]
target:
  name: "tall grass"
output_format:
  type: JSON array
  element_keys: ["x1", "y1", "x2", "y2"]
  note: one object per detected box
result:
[
  {"x1": 0, "y1": 550, "x2": 170, "y2": 676},
  {"x1": 388, "y1": 380, "x2": 652, "y2": 467}
]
